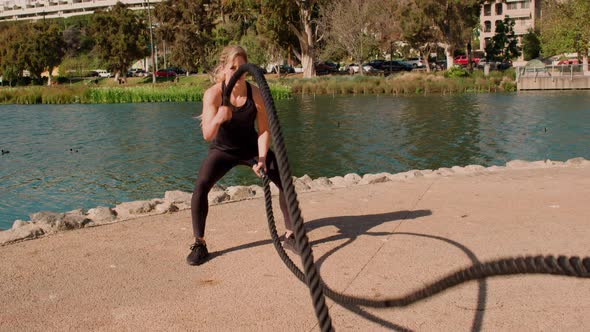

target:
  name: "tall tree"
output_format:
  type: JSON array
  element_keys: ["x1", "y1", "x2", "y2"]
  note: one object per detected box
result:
[
  {"x1": 540, "y1": 0, "x2": 589, "y2": 69},
  {"x1": 21, "y1": 21, "x2": 65, "y2": 86},
  {"x1": 421, "y1": 0, "x2": 484, "y2": 69},
  {"x1": 0, "y1": 23, "x2": 27, "y2": 86},
  {"x1": 90, "y1": 2, "x2": 147, "y2": 80},
  {"x1": 322, "y1": 0, "x2": 384, "y2": 74},
  {"x1": 521, "y1": 29, "x2": 541, "y2": 61},
  {"x1": 400, "y1": 0, "x2": 441, "y2": 72},
  {"x1": 256, "y1": 0, "x2": 327, "y2": 78},
  {"x1": 484, "y1": 17, "x2": 521, "y2": 62},
  {"x1": 154, "y1": 0, "x2": 217, "y2": 74}
]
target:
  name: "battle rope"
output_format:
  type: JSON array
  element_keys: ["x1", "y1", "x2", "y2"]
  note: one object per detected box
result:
[{"x1": 223, "y1": 64, "x2": 590, "y2": 331}]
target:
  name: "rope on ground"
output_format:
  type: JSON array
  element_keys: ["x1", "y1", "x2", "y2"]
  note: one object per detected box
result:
[{"x1": 223, "y1": 64, "x2": 590, "y2": 331}]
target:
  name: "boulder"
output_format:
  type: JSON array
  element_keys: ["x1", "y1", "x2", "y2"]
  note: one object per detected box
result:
[
  {"x1": 343, "y1": 173, "x2": 361, "y2": 185},
  {"x1": 359, "y1": 173, "x2": 389, "y2": 185},
  {"x1": 227, "y1": 186, "x2": 256, "y2": 201},
  {"x1": 11, "y1": 220, "x2": 28, "y2": 230},
  {"x1": 164, "y1": 190, "x2": 192, "y2": 205},
  {"x1": 87, "y1": 206, "x2": 117, "y2": 224},
  {"x1": 310, "y1": 177, "x2": 332, "y2": 190},
  {"x1": 0, "y1": 223, "x2": 45, "y2": 245},
  {"x1": 328, "y1": 176, "x2": 347, "y2": 188}
]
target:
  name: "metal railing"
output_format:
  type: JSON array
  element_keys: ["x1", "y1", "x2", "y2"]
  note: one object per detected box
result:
[{"x1": 516, "y1": 64, "x2": 588, "y2": 81}]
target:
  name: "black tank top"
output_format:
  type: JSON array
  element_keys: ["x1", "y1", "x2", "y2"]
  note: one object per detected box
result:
[{"x1": 210, "y1": 81, "x2": 259, "y2": 155}]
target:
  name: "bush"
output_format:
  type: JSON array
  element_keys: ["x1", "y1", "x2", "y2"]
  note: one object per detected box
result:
[{"x1": 444, "y1": 66, "x2": 470, "y2": 78}]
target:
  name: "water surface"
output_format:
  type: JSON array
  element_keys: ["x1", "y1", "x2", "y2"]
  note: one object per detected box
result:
[{"x1": 1, "y1": 91, "x2": 589, "y2": 229}]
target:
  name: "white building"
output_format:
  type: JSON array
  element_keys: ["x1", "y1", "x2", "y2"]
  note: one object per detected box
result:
[{"x1": 0, "y1": 0, "x2": 162, "y2": 21}]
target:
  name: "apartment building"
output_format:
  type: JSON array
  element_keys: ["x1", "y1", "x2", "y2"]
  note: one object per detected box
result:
[
  {"x1": 0, "y1": 0, "x2": 161, "y2": 21},
  {"x1": 479, "y1": 0, "x2": 542, "y2": 51}
]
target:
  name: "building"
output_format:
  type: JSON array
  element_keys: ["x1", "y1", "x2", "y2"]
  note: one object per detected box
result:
[
  {"x1": 479, "y1": 0, "x2": 542, "y2": 51},
  {"x1": 0, "y1": 0, "x2": 162, "y2": 22}
]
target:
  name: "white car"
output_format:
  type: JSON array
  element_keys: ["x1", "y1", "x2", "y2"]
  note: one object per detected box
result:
[
  {"x1": 94, "y1": 69, "x2": 112, "y2": 78},
  {"x1": 405, "y1": 57, "x2": 426, "y2": 68},
  {"x1": 345, "y1": 63, "x2": 375, "y2": 74}
]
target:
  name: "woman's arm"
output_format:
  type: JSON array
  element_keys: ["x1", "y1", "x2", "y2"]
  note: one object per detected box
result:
[
  {"x1": 201, "y1": 84, "x2": 232, "y2": 141},
  {"x1": 252, "y1": 85, "x2": 270, "y2": 175}
]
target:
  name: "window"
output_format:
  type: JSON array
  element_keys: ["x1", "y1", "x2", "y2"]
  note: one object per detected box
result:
[
  {"x1": 484, "y1": 4, "x2": 491, "y2": 16},
  {"x1": 522, "y1": 0, "x2": 530, "y2": 9},
  {"x1": 507, "y1": 3, "x2": 518, "y2": 10},
  {"x1": 495, "y1": 3, "x2": 503, "y2": 15},
  {"x1": 484, "y1": 21, "x2": 492, "y2": 32}
]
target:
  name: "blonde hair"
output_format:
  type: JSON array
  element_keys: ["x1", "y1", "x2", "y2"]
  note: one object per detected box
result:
[{"x1": 212, "y1": 45, "x2": 248, "y2": 83}]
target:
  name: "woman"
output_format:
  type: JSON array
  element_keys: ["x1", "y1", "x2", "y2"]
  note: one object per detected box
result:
[{"x1": 187, "y1": 45, "x2": 297, "y2": 266}]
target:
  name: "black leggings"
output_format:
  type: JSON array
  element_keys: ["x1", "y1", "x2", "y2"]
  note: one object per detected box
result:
[{"x1": 191, "y1": 148, "x2": 292, "y2": 238}]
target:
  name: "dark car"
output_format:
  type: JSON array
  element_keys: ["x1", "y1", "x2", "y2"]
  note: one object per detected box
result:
[
  {"x1": 269, "y1": 64, "x2": 295, "y2": 74},
  {"x1": 366, "y1": 59, "x2": 387, "y2": 70},
  {"x1": 155, "y1": 69, "x2": 177, "y2": 77},
  {"x1": 381, "y1": 60, "x2": 413, "y2": 75},
  {"x1": 315, "y1": 61, "x2": 338, "y2": 75},
  {"x1": 166, "y1": 66, "x2": 186, "y2": 75},
  {"x1": 497, "y1": 60, "x2": 513, "y2": 70}
]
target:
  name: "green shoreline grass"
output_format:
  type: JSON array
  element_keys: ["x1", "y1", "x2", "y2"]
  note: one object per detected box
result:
[{"x1": 0, "y1": 70, "x2": 516, "y2": 105}]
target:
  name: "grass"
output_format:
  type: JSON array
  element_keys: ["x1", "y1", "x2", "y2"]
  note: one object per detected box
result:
[{"x1": 0, "y1": 69, "x2": 516, "y2": 105}]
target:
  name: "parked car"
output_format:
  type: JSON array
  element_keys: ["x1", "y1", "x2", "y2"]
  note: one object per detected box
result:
[
  {"x1": 127, "y1": 68, "x2": 148, "y2": 77},
  {"x1": 453, "y1": 55, "x2": 481, "y2": 67},
  {"x1": 155, "y1": 69, "x2": 177, "y2": 77},
  {"x1": 381, "y1": 60, "x2": 413, "y2": 75},
  {"x1": 366, "y1": 59, "x2": 386, "y2": 70},
  {"x1": 344, "y1": 63, "x2": 375, "y2": 74},
  {"x1": 315, "y1": 61, "x2": 338, "y2": 75},
  {"x1": 94, "y1": 69, "x2": 112, "y2": 78},
  {"x1": 557, "y1": 59, "x2": 579, "y2": 65},
  {"x1": 268, "y1": 64, "x2": 295, "y2": 74},
  {"x1": 166, "y1": 66, "x2": 186, "y2": 75},
  {"x1": 405, "y1": 57, "x2": 426, "y2": 68},
  {"x1": 497, "y1": 60, "x2": 513, "y2": 70}
]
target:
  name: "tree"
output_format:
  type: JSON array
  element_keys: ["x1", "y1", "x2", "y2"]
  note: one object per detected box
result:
[
  {"x1": 400, "y1": 0, "x2": 441, "y2": 72},
  {"x1": 484, "y1": 17, "x2": 521, "y2": 62},
  {"x1": 540, "y1": 0, "x2": 590, "y2": 69},
  {"x1": 421, "y1": 0, "x2": 485, "y2": 69},
  {"x1": 89, "y1": 2, "x2": 147, "y2": 81},
  {"x1": 0, "y1": 23, "x2": 27, "y2": 86},
  {"x1": 154, "y1": 0, "x2": 217, "y2": 74},
  {"x1": 321, "y1": 0, "x2": 385, "y2": 74},
  {"x1": 521, "y1": 29, "x2": 541, "y2": 61},
  {"x1": 256, "y1": 0, "x2": 327, "y2": 78},
  {"x1": 21, "y1": 21, "x2": 65, "y2": 86}
]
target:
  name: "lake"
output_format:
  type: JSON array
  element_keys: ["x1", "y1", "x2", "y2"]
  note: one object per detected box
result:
[{"x1": 1, "y1": 91, "x2": 589, "y2": 229}]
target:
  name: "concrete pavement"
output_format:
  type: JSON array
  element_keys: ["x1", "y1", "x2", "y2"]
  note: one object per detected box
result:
[{"x1": 1, "y1": 164, "x2": 590, "y2": 331}]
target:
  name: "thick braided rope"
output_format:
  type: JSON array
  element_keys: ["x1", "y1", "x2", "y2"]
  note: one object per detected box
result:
[
  {"x1": 225, "y1": 63, "x2": 590, "y2": 322},
  {"x1": 224, "y1": 64, "x2": 333, "y2": 332}
]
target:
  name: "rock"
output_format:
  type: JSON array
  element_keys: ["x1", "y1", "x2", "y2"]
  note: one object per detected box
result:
[
  {"x1": 545, "y1": 159, "x2": 564, "y2": 166},
  {"x1": 208, "y1": 190, "x2": 229, "y2": 204},
  {"x1": 11, "y1": 220, "x2": 28, "y2": 230},
  {"x1": 434, "y1": 167, "x2": 455, "y2": 176},
  {"x1": 293, "y1": 177, "x2": 311, "y2": 192},
  {"x1": 298, "y1": 174, "x2": 313, "y2": 187},
  {"x1": 464, "y1": 165, "x2": 485, "y2": 172},
  {"x1": 0, "y1": 224, "x2": 45, "y2": 245},
  {"x1": 155, "y1": 202, "x2": 179, "y2": 214},
  {"x1": 114, "y1": 200, "x2": 156, "y2": 220},
  {"x1": 310, "y1": 177, "x2": 332, "y2": 190},
  {"x1": 87, "y1": 206, "x2": 117, "y2": 224},
  {"x1": 566, "y1": 157, "x2": 588, "y2": 165},
  {"x1": 29, "y1": 211, "x2": 65, "y2": 227},
  {"x1": 506, "y1": 160, "x2": 531, "y2": 168},
  {"x1": 248, "y1": 185, "x2": 264, "y2": 198},
  {"x1": 164, "y1": 190, "x2": 192, "y2": 205},
  {"x1": 328, "y1": 176, "x2": 347, "y2": 188},
  {"x1": 343, "y1": 173, "x2": 361, "y2": 185},
  {"x1": 359, "y1": 173, "x2": 389, "y2": 185},
  {"x1": 227, "y1": 186, "x2": 256, "y2": 201}
]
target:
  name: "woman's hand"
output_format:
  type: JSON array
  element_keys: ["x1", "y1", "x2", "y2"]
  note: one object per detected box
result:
[
  {"x1": 252, "y1": 157, "x2": 267, "y2": 178},
  {"x1": 215, "y1": 105, "x2": 232, "y2": 124}
]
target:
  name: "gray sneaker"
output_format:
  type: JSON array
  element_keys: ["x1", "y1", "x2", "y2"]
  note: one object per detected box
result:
[{"x1": 282, "y1": 234, "x2": 302, "y2": 255}]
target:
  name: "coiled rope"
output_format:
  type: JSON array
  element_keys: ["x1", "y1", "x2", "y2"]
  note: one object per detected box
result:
[{"x1": 223, "y1": 64, "x2": 590, "y2": 332}]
